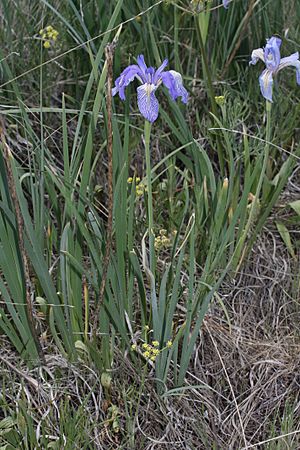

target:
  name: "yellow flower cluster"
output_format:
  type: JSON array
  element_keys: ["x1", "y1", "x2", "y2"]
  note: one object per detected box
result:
[
  {"x1": 215, "y1": 95, "x2": 226, "y2": 106},
  {"x1": 131, "y1": 338, "x2": 173, "y2": 362},
  {"x1": 154, "y1": 229, "x2": 171, "y2": 251},
  {"x1": 39, "y1": 25, "x2": 59, "y2": 49},
  {"x1": 127, "y1": 176, "x2": 146, "y2": 197},
  {"x1": 141, "y1": 342, "x2": 160, "y2": 361}
]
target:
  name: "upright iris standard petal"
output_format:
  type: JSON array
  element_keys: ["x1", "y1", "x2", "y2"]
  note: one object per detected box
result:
[
  {"x1": 137, "y1": 84, "x2": 159, "y2": 123},
  {"x1": 259, "y1": 69, "x2": 274, "y2": 102},
  {"x1": 223, "y1": 0, "x2": 229, "y2": 8},
  {"x1": 113, "y1": 54, "x2": 188, "y2": 122},
  {"x1": 278, "y1": 52, "x2": 300, "y2": 85},
  {"x1": 161, "y1": 70, "x2": 189, "y2": 103},
  {"x1": 136, "y1": 54, "x2": 148, "y2": 79},
  {"x1": 153, "y1": 59, "x2": 168, "y2": 84},
  {"x1": 264, "y1": 36, "x2": 281, "y2": 71},
  {"x1": 112, "y1": 65, "x2": 143, "y2": 100}
]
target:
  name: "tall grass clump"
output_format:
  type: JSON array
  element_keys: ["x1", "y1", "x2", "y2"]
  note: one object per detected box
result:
[{"x1": 0, "y1": 0, "x2": 299, "y2": 399}]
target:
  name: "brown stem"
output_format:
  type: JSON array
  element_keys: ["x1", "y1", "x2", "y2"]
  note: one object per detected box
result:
[
  {"x1": 92, "y1": 43, "x2": 115, "y2": 336},
  {"x1": 0, "y1": 119, "x2": 45, "y2": 364}
]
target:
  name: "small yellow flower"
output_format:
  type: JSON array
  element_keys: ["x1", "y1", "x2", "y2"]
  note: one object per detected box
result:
[
  {"x1": 135, "y1": 177, "x2": 140, "y2": 183},
  {"x1": 154, "y1": 237, "x2": 161, "y2": 250},
  {"x1": 127, "y1": 177, "x2": 133, "y2": 183},
  {"x1": 136, "y1": 188, "x2": 144, "y2": 196},
  {"x1": 150, "y1": 355, "x2": 156, "y2": 361},
  {"x1": 166, "y1": 340, "x2": 172, "y2": 348},
  {"x1": 136, "y1": 182, "x2": 145, "y2": 196},
  {"x1": 143, "y1": 351, "x2": 150, "y2": 358},
  {"x1": 144, "y1": 325, "x2": 150, "y2": 331},
  {"x1": 154, "y1": 231, "x2": 172, "y2": 251},
  {"x1": 152, "y1": 348, "x2": 160, "y2": 355},
  {"x1": 142, "y1": 343, "x2": 149, "y2": 350},
  {"x1": 152, "y1": 340, "x2": 159, "y2": 347},
  {"x1": 39, "y1": 26, "x2": 59, "y2": 48},
  {"x1": 131, "y1": 344, "x2": 137, "y2": 351},
  {"x1": 215, "y1": 95, "x2": 225, "y2": 106}
]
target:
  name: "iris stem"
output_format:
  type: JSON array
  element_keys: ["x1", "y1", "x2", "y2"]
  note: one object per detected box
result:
[
  {"x1": 263, "y1": 100, "x2": 272, "y2": 198},
  {"x1": 144, "y1": 120, "x2": 155, "y2": 274},
  {"x1": 257, "y1": 100, "x2": 271, "y2": 200}
]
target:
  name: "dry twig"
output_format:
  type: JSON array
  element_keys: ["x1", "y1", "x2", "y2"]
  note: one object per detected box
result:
[{"x1": 92, "y1": 43, "x2": 115, "y2": 335}]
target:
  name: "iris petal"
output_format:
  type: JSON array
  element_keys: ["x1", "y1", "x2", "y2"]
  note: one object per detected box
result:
[
  {"x1": 161, "y1": 70, "x2": 188, "y2": 103},
  {"x1": 249, "y1": 48, "x2": 265, "y2": 66},
  {"x1": 223, "y1": 0, "x2": 229, "y2": 8},
  {"x1": 153, "y1": 59, "x2": 168, "y2": 84},
  {"x1": 137, "y1": 55, "x2": 148, "y2": 81},
  {"x1": 137, "y1": 83, "x2": 159, "y2": 123},
  {"x1": 259, "y1": 69, "x2": 274, "y2": 102},
  {"x1": 278, "y1": 52, "x2": 300, "y2": 85},
  {"x1": 264, "y1": 36, "x2": 282, "y2": 71},
  {"x1": 112, "y1": 65, "x2": 143, "y2": 100},
  {"x1": 145, "y1": 67, "x2": 155, "y2": 83}
]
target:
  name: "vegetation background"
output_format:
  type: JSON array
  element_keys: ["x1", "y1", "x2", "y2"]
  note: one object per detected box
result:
[{"x1": 0, "y1": 0, "x2": 300, "y2": 448}]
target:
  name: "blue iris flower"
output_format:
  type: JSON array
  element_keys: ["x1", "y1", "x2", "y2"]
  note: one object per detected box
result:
[
  {"x1": 223, "y1": 0, "x2": 229, "y2": 8},
  {"x1": 250, "y1": 36, "x2": 300, "y2": 102},
  {"x1": 112, "y1": 55, "x2": 188, "y2": 123}
]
